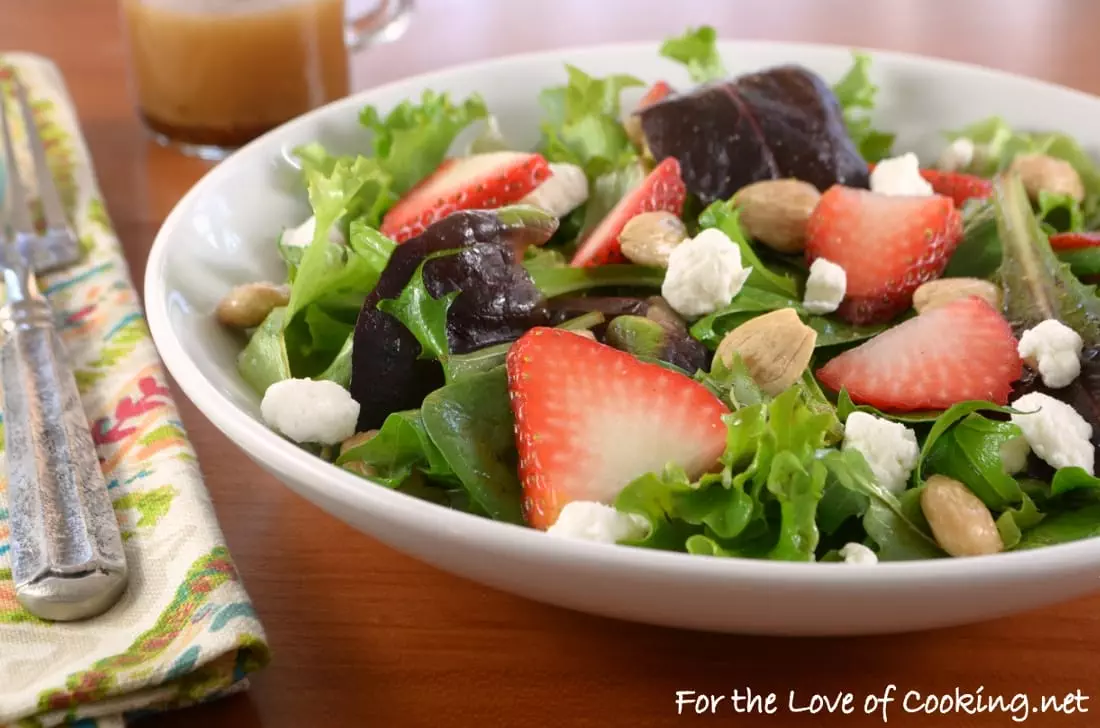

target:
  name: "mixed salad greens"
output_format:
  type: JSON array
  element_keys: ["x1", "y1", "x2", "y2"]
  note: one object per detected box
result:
[{"x1": 222, "y1": 26, "x2": 1100, "y2": 563}]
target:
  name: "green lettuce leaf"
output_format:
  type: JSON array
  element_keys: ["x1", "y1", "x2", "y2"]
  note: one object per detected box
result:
[
  {"x1": 1037, "y1": 190, "x2": 1086, "y2": 234},
  {"x1": 359, "y1": 90, "x2": 488, "y2": 194},
  {"x1": 538, "y1": 65, "x2": 643, "y2": 178},
  {"x1": 695, "y1": 353, "x2": 769, "y2": 410},
  {"x1": 994, "y1": 173, "x2": 1100, "y2": 345},
  {"x1": 943, "y1": 198, "x2": 1001, "y2": 278},
  {"x1": 336, "y1": 409, "x2": 456, "y2": 487},
  {"x1": 578, "y1": 161, "x2": 646, "y2": 241},
  {"x1": 658, "y1": 26, "x2": 727, "y2": 84},
  {"x1": 237, "y1": 307, "x2": 291, "y2": 395},
  {"x1": 767, "y1": 453, "x2": 828, "y2": 561},
  {"x1": 284, "y1": 158, "x2": 395, "y2": 326},
  {"x1": 832, "y1": 52, "x2": 895, "y2": 162},
  {"x1": 698, "y1": 200, "x2": 800, "y2": 297}
]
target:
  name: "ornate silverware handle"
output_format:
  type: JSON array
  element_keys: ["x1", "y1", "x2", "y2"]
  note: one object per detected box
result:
[{"x1": 2, "y1": 267, "x2": 127, "y2": 621}]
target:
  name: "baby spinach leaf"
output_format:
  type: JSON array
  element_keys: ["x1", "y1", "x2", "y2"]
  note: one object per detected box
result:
[
  {"x1": 238, "y1": 307, "x2": 291, "y2": 396},
  {"x1": 359, "y1": 90, "x2": 489, "y2": 194},
  {"x1": 659, "y1": 25, "x2": 727, "y2": 84},
  {"x1": 698, "y1": 200, "x2": 800, "y2": 297},
  {"x1": 1056, "y1": 247, "x2": 1100, "y2": 280},
  {"x1": 1050, "y1": 467, "x2": 1100, "y2": 496},
  {"x1": 994, "y1": 173, "x2": 1100, "y2": 345},
  {"x1": 688, "y1": 287, "x2": 800, "y2": 348},
  {"x1": 832, "y1": 52, "x2": 895, "y2": 162},
  {"x1": 914, "y1": 400, "x2": 1020, "y2": 484},
  {"x1": 943, "y1": 198, "x2": 1002, "y2": 279},
  {"x1": 376, "y1": 258, "x2": 458, "y2": 362},
  {"x1": 997, "y1": 492, "x2": 1044, "y2": 549},
  {"x1": 921, "y1": 413, "x2": 1025, "y2": 510},
  {"x1": 1015, "y1": 503, "x2": 1100, "y2": 550},
  {"x1": 337, "y1": 409, "x2": 455, "y2": 487},
  {"x1": 835, "y1": 390, "x2": 944, "y2": 424},
  {"x1": 525, "y1": 263, "x2": 665, "y2": 298},
  {"x1": 420, "y1": 367, "x2": 525, "y2": 524},
  {"x1": 807, "y1": 316, "x2": 887, "y2": 348}
]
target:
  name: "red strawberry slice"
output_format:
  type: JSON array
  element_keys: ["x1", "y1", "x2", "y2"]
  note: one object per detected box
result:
[
  {"x1": 506, "y1": 327, "x2": 729, "y2": 529},
  {"x1": 805, "y1": 186, "x2": 963, "y2": 324},
  {"x1": 817, "y1": 297, "x2": 1021, "y2": 412},
  {"x1": 1049, "y1": 231, "x2": 1100, "y2": 251},
  {"x1": 570, "y1": 157, "x2": 687, "y2": 267},
  {"x1": 640, "y1": 80, "x2": 673, "y2": 107},
  {"x1": 381, "y1": 151, "x2": 551, "y2": 242},
  {"x1": 866, "y1": 163, "x2": 993, "y2": 208},
  {"x1": 917, "y1": 169, "x2": 993, "y2": 207}
]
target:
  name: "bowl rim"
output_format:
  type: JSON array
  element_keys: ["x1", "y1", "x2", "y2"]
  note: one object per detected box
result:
[{"x1": 145, "y1": 37, "x2": 1100, "y2": 585}]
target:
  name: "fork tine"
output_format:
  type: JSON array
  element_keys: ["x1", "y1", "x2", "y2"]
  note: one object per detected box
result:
[
  {"x1": 0, "y1": 82, "x2": 36, "y2": 236},
  {"x1": 11, "y1": 79, "x2": 72, "y2": 240}
]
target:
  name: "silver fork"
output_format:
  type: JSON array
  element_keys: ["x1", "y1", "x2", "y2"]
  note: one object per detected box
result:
[{"x1": 0, "y1": 79, "x2": 127, "y2": 621}]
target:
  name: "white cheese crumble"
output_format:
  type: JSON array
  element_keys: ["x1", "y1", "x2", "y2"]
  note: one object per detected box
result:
[
  {"x1": 839, "y1": 542, "x2": 878, "y2": 565},
  {"x1": 1017, "y1": 319, "x2": 1083, "y2": 389},
  {"x1": 1010, "y1": 392, "x2": 1094, "y2": 474},
  {"x1": 937, "y1": 137, "x2": 976, "y2": 172},
  {"x1": 546, "y1": 501, "x2": 651, "y2": 544},
  {"x1": 842, "y1": 411, "x2": 920, "y2": 494},
  {"x1": 261, "y1": 378, "x2": 360, "y2": 445},
  {"x1": 869, "y1": 152, "x2": 934, "y2": 197},
  {"x1": 661, "y1": 228, "x2": 753, "y2": 319},
  {"x1": 282, "y1": 215, "x2": 346, "y2": 249},
  {"x1": 519, "y1": 162, "x2": 589, "y2": 218},
  {"x1": 803, "y1": 258, "x2": 847, "y2": 315}
]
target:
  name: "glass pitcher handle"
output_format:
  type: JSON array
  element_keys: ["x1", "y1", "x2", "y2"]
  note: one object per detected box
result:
[{"x1": 346, "y1": 0, "x2": 414, "y2": 51}]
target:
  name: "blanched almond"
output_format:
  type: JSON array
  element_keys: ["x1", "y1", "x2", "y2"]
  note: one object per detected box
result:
[
  {"x1": 920, "y1": 475, "x2": 1003, "y2": 557},
  {"x1": 1008, "y1": 153, "x2": 1085, "y2": 203},
  {"x1": 733, "y1": 179, "x2": 821, "y2": 254},
  {"x1": 619, "y1": 211, "x2": 689, "y2": 268},
  {"x1": 715, "y1": 308, "x2": 816, "y2": 395},
  {"x1": 912, "y1": 278, "x2": 1001, "y2": 314}
]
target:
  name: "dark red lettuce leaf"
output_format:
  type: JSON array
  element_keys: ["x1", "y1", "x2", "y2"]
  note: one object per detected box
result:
[
  {"x1": 351, "y1": 210, "x2": 555, "y2": 429},
  {"x1": 639, "y1": 65, "x2": 870, "y2": 204}
]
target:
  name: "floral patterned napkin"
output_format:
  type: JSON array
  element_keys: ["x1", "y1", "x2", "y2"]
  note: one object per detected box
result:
[{"x1": 0, "y1": 54, "x2": 269, "y2": 727}]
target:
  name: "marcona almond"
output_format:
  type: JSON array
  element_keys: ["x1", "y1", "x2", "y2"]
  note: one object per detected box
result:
[
  {"x1": 715, "y1": 308, "x2": 816, "y2": 395},
  {"x1": 1008, "y1": 153, "x2": 1085, "y2": 203},
  {"x1": 912, "y1": 277, "x2": 1001, "y2": 314},
  {"x1": 216, "y1": 281, "x2": 290, "y2": 329},
  {"x1": 732, "y1": 178, "x2": 821, "y2": 254},
  {"x1": 920, "y1": 475, "x2": 1004, "y2": 557},
  {"x1": 340, "y1": 429, "x2": 380, "y2": 457},
  {"x1": 619, "y1": 211, "x2": 689, "y2": 268}
]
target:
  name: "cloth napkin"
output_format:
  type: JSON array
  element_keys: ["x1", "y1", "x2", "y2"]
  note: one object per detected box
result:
[{"x1": 0, "y1": 55, "x2": 269, "y2": 727}]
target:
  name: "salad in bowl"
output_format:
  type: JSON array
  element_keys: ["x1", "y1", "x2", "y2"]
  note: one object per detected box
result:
[{"x1": 216, "y1": 26, "x2": 1100, "y2": 566}]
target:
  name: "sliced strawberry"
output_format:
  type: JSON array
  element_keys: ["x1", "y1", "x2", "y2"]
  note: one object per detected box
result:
[
  {"x1": 917, "y1": 169, "x2": 993, "y2": 207},
  {"x1": 805, "y1": 186, "x2": 963, "y2": 324},
  {"x1": 1049, "y1": 231, "x2": 1100, "y2": 251},
  {"x1": 640, "y1": 80, "x2": 673, "y2": 107},
  {"x1": 570, "y1": 157, "x2": 687, "y2": 267},
  {"x1": 817, "y1": 297, "x2": 1021, "y2": 411},
  {"x1": 381, "y1": 151, "x2": 551, "y2": 242},
  {"x1": 866, "y1": 163, "x2": 993, "y2": 208},
  {"x1": 506, "y1": 328, "x2": 728, "y2": 529}
]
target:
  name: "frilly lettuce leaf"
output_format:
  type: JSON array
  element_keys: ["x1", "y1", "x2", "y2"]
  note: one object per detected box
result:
[
  {"x1": 658, "y1": 26, "x2": 727, "y2": 84},
  {"x1": 832, "y1": 52, "x2": 895, "y2": 162},
  {"x1": 359, "y1": 90, "x2": 488, "y2": 193},
  {"x1": 538, "y1": 65, "x2": 644, "y2": 179},
  {"x1": 237, "y1": 307, "x2": 291, "y2": 395}
]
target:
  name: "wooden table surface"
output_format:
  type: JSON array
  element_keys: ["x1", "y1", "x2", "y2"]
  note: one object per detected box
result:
[{"x1": 4, "y1": 0, "x2": 1100, "y2": 725}]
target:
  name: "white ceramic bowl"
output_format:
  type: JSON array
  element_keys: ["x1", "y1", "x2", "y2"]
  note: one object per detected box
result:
[{"x1": 145, "y1": 40, "x2": 1100, "y2": 635}]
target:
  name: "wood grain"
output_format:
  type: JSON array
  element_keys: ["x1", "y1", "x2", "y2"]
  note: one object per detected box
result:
[{"x1": 3, "y1": 1, "x2": 1100, "y2": 725}]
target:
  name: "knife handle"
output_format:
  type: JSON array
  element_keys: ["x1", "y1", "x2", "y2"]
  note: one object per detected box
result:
[{"x1": 1, "y1": 272, "x2": 127, "y2": 621}]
